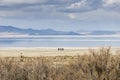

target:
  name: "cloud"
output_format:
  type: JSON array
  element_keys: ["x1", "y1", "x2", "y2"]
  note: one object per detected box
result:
[
  {"x1": 0, "y1": 0, "x2": 46, "y2": 5},
  {"x1": 102, "y1": 0, "x2": 120, "y2": 11},
  {"x1": 0, "y1": 0, "x2": 80, "y2": 5},
  {"x1": 0, "y1": 0, "x2": 120, "y2": 20},
  {"x1": 103, "y1": 0, "x2": 120, "y2": 6},
  {"x1": 68, "y1": 13, "x2": 76, "y2": 19},
  {"x1": 59, "y1": 0, "x2": 103, "y2": 13}
]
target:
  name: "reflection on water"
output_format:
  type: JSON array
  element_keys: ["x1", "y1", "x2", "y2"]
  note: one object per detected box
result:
[
  {"x1": 0, "y1": 36, "x2": 120, "y2": 47},
  {"x1": 0, "y1": 39, "x2": 20, "y2": 44}
]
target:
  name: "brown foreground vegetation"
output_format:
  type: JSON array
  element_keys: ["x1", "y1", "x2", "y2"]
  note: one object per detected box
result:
[{"x1": 0, "y1": 48, "x2": 120, "y2": 80}]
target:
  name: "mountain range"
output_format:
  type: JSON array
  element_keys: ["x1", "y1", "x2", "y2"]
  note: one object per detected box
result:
[
  {"x1": 0, "y1": 26, "x2": 79, "y2": 35},
  {"x1": 0, "y1": 26, "x2": 120, "y2": 36}
]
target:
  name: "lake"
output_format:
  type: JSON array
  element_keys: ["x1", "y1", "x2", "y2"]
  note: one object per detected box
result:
[{"x1": 0, "y1": 35, "x2": 120, "y2": 47}]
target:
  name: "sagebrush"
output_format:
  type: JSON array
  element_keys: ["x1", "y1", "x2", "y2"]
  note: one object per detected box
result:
[{"x1": 0, "y1": 48, "x2": 120, "y2": 80}]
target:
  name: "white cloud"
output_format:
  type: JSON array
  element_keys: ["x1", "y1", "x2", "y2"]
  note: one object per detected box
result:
[
  {"x1": 62, "y1": 0, "x2": 103, "y2": 13},
  {"x1": 103, "y1": 0, "x2": 120, "y2": 6},
  {"x1": 68, "y1": 13, "x2": 76, "y2": 19},
  {"x1": 102, "y1": 0, "x2": 120, "y2": 12},
  {"x1": 67, "y1": 0, "x2": 86, "y2": 9}
]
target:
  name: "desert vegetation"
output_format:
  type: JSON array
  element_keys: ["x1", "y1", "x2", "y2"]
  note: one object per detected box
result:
[{"x1": 0, "y1": 48, "x2": 119, "y2": 80}]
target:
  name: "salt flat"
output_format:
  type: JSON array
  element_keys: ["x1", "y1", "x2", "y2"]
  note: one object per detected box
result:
[{"x1": 0, "y1": 47, "x2": 119, "y2": 57}]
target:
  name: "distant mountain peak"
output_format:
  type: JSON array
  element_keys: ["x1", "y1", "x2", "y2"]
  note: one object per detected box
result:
[
  {"x1": 0, "y1": 26, "x2": 79, "y2": 35},
  {"x1": 0, "y1": 26, "x2": 119, "y2": 36}
]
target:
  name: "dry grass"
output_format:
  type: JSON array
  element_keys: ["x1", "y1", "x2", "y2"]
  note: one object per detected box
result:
[{"x1": 0, "y1": 48, "x2": 120, "y2": 80}]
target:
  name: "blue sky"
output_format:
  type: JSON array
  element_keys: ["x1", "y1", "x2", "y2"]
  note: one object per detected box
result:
[{"x1": 0, "y1": 0, "x2": 120, "y2": 31}]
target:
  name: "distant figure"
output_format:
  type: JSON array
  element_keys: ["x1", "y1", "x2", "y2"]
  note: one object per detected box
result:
[
  {"x1": 58, "y1": 48, "x2": 64, "y2": 51},
  {"x1": 20, "y1": 53, "x2": 23, "y2": 58},
  {"x1": 58, "y1": 48, "x2": 60, "y2": 51},
  {"x1": 20, "y1": 53, "x2": 24, "y2": 62}
]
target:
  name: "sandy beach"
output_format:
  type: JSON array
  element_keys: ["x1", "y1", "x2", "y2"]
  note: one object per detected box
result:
[{"x1": 0, "y1": 47, "x2": 119, "y2": 57}]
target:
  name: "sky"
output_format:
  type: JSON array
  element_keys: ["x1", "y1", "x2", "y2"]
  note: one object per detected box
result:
[{"x1": 0, "y1": 0, "x2": 120, "y2": 31}]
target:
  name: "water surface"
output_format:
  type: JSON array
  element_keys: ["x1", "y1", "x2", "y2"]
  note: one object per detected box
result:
[{"x1": 0, "y1": 35, "x2": 120, "y2": 47}]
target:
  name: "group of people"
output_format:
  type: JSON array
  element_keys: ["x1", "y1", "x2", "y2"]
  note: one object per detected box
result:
[{"x1": 58, "y1": 48, "x2": 64, "y2": 51}]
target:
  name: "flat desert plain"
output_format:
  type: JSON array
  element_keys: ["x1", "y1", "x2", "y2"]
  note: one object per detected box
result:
[{"x1": 0, "y1": 47, "x2": 119, "y2": 57}]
